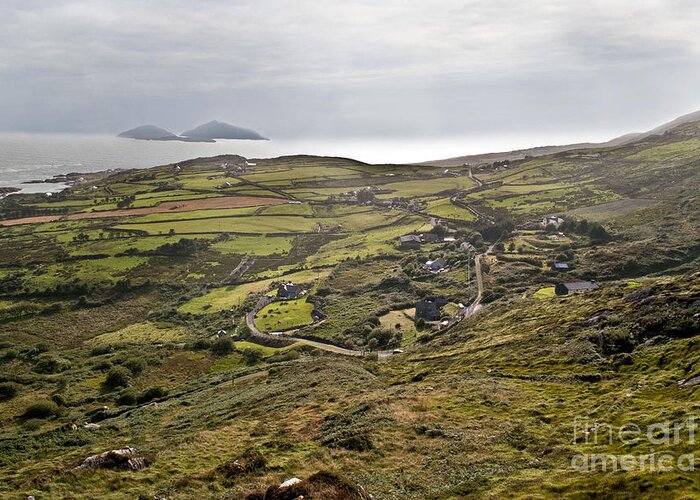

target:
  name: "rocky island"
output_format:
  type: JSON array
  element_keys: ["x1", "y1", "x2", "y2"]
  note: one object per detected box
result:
[{"x1": 118, "y1": 121, "x2": 267, "y2": 142}]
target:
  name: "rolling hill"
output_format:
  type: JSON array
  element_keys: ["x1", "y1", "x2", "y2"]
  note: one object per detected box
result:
[{"x1": 422, "y1": 108, "x2": 700, "y2": 167}]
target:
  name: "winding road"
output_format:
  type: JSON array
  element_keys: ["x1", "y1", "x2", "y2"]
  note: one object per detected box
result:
[{"x1": 243, "y1": 243, "x2": 494, "y2": 357}]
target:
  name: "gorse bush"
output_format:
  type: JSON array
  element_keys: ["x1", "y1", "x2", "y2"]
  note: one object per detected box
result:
[
  {"x1": 104, "y1": 366, "x2": 131, "y2": 388},
  {"x1": 22, "y1": 400, "x2": 61, "y2": 420},
  {"x1": 33, "y1": 354, "x2": 71, "y2": 374},
  {"x1": 0, "y1": 382, "x2": 19, "y2": 401}
]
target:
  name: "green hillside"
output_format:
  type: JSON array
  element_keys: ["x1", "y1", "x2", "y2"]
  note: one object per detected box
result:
[{"x1": 0, "y1": 124, "x2": 699, "y2": 498}]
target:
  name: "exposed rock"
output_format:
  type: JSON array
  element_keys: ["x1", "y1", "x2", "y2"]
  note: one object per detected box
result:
[
  {"x1": 76, "y1": 447, "x2": 148, "y2": 471},
  {"x1": 246, "y1": 470, "x2": 373, "y2": 500},
  {"x1": 278, "y1": 477, "x2": 302, "y2": 489}
]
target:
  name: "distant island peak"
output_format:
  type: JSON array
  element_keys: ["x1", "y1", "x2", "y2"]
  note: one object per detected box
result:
[{"x1": 118, "y1": 121, "x2": 268, "y2": 142}]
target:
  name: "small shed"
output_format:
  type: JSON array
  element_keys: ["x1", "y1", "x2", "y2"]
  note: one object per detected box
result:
[
  {"x1": 551, "y1": 262, "x2": 570, "y2": 271},
  {"x1": 555, "y1": 281, "x2": 599, "y2": 296}
]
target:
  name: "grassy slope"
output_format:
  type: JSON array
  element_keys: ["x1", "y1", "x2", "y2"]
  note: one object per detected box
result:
[{"x1": 0, "y1": 129, "x2": 699, "y2": 497}]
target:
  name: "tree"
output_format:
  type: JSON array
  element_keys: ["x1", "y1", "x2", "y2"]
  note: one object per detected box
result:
[
  {"x1": 589, "y1": 222, "x2": 611, "y2": 242},
  {"x1": 576, "y1": 219, "x2": 589, "y2": 235},
  {"x1": 356, "y1": 189, "x2": 375, "y2": 204},
  {"x1": 431, "y1": 224, "x2": 448, "y2": 238}
]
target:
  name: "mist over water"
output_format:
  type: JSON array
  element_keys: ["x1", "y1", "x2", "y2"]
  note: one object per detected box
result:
[{"x1": 0, "y1": 131, "x2": 615, "y2": 193}]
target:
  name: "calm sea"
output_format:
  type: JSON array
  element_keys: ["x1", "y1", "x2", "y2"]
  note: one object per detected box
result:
[{"x1": 0, "y1": 132, "x2": 603, "y2": 193}]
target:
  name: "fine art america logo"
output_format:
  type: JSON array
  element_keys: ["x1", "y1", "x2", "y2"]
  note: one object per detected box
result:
[{"x1": 571, "y1": 416, "x2": 697, "y2": 472}]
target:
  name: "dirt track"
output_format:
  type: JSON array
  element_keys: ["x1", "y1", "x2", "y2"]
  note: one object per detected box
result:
[{"x1": 0, "y1": 196, "x2": 287, "y2": 227}]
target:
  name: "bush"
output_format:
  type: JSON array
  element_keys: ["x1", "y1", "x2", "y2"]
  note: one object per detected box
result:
[
  {"x1": 22, "y1": 400, "x2": 61, "y2": 420},
  {"x1": 211, "y1": 337, "x2": 235, "y2": 356},
  {"x1": 136, "y1": 386, "x2": 168, "y2": 404},
  {"x1": 90, "y1": 345, "x2": 114, "y2": 356},
  {"x1": 123, "y1": 357, "x2": 146, "y2": 376},
  {"x1": 192, "y1": 339, "x2": 212, "y2": 350},
  {"x1": 242, "y1": 348, "x2": 263, "y2": 365},
  {"x1": 33, "y1": 354, "x2": 71, "y2": 374},
  {"x1": 116, "y1": 388, "x2": 137, "y2": 406},
  {"x1": 51, "y1": 394, "x2": 67, "y2": 407},
  {"x1": 0, "y1": 382, "x2": 19, "y2": 400},
  {"x1": 1, "y1": 349, "x2": 18, "y2": 362},
  {"x1": 104, "y1": 366, "x2": 131, "y2": 389}
]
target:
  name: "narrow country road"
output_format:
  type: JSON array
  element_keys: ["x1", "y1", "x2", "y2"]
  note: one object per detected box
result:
[
  {"x1": 245, "y1": 296, "x2": 393, "y2": 358},
  {"x1": 243, "y1": 240, "x2": 498, "y2": 356}
]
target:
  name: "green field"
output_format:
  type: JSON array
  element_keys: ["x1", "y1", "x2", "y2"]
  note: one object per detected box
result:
[
  {"x1": 178, "y1": 269, "x2": 330, "y2": 314},
  {"x1": 115, "y1": 215, "x2": 318, "y2": 235},
  {"x1": 254, "y1": 298, "x2": 315, "y2": 332}
]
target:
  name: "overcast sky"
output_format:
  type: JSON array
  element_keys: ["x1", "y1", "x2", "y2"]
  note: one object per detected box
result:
[{"x1": 2, "y1": 0, "x2": 700, "y2": 141}]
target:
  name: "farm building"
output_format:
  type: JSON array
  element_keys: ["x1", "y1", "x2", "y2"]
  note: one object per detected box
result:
[
  {"x1": 421, "y1": 233, "x2": 440, "y2": 243},
  {"x1": 460, "y1": 242, "x2": 476, "y2": 252},
  {"x1": 398, "y1": 234, "x2": 422, "y2": 249},
  {"x1": 277, "y1": 282, "x2": 301, "y2": 299},
  {"x1": 555, "y1": 281, "x2": 599, "y2": 295},
  {"x1": 541, "y1": 216, "x2": 564, "y2": 229},
  {"x1": 425, "y1": 257, "x2": 447, "y2": 272},
  {"x1": 415, "y1": 298, "x2": 449, "y2": 321},
  {"x1": 551, "y1": 262, "x2": 570, "y2": 271}
]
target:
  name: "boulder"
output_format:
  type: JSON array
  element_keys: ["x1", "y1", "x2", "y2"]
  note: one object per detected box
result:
[{"x1": 76, "y1": 447, "x2": 148, "y2": 471}]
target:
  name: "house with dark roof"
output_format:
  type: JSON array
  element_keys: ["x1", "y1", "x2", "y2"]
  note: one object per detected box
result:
[
  {"x1": 415, "y1": 298, "x2": 449, "y2": 321},
  {"x1": 398, "y1": 234, "x2": 421, "y2": 249},
  {"x1": 551, "y1": 262, "x2": 570, "y2": 271},
  {"x1": 555, "y1": 281, "x2": 599, "y2": 296},
  {"x1": 277, "y1": 282, "x2": 301, "y2": 299},
  {"x1": 460, "y1": 242, "x2": 476, "y2": 252},
  {"x1": 425, "y1": 257, "x2": 447, "y2": 272}
]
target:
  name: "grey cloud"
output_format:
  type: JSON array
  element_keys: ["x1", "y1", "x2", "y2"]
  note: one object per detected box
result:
[{"x1": 0, "y1": 1, "x2": 699, "y2": 138}]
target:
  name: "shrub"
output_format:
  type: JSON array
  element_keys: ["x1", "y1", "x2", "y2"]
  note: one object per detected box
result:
[
  {"x1": 33, "y1": 354, "x2": 71, "y2": 374},
  {"x1": 215, "y1": 447, "x2": 267, "y2": 479},
  {"x1": 51, "y1": 394, "x2": 67, "y2": 407},
  {"x1": 0, "y1": 382, "x2": 19, "y2": 400},
  {"x1": 211, "y1": 337, "x2": 235, "y2": 356},
  {"x1": 136, "y1": 386, "x2": 168, "y2": 404},
  {"x1": 1, "y1": 349, "x2": 18, "y2": 362},
  {"x1": 123, "y1": 357, "x2": 146, "y2": 376},
  {"x1": 242, "y1": 348, "x2": 263, "y2": 365},
  {"x1": 116, "y1": 388, "x2": 137, "y2": 406},
  {"x1": 104, "y1": 366, "x2": 131, "y2": 389},
  {"x1": 192, "y1": 339, "x2": 212, "y2": 351},
  {"x1": 90, "y1": 345, "x2": 114, "y2": 356},
  {"x1": 22, "y1": 400, "x2": 61, "y2": 420}
]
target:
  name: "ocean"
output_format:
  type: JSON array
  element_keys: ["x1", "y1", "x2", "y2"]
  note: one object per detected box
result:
[{"x1": 0, "y1": 132, "x2": 604, "y2": 193}]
